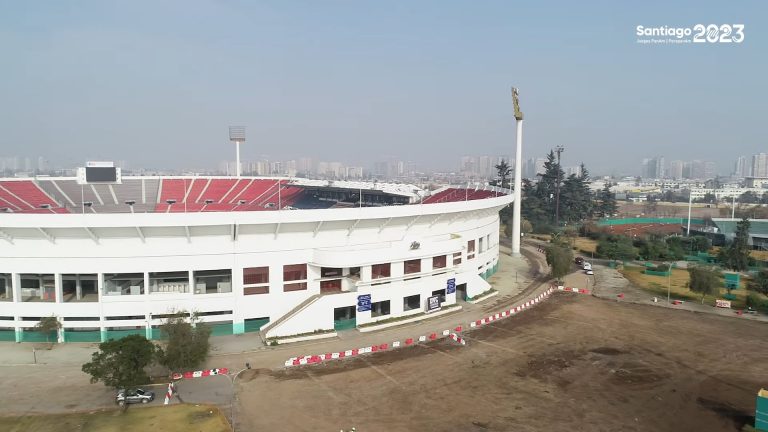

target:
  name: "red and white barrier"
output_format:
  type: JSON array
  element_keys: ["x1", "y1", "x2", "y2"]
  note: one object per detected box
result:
[
  {"x1": 469, "y1": 287, "x2": 557, "y2": 329},
  {"x1": 449, "y1": 333, "x2": 466, "y2": 346},
  {"x1": 283, "y1": 326, "x2": 471, "y2": 367},
  {"x1": 163, "y1": 381, "x2": 175, "y2": 405},
  {"x1": 282, "y1": 286, "x2": 576, "y2": 368},
  {"x1": 171, "y1": 367, "x2": 229, "y2": 380},
  {"x1": 557, "y1": 285, "x2": 591, "y2": 295}
]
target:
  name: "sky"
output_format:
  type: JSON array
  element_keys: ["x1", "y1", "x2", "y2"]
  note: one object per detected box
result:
[{"x1": 0, "y1": 1, "x2": 765, "y2": 175}]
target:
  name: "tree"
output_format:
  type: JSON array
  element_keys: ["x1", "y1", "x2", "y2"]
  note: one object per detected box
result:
[
  {"x1": 739, "y1": 191, "x2": 759, "y2": 204},
  {"x1": 35, "y1": 315, "x2": 61, "y2": 347},
  {"x1": 748, "y1": 269, "x2": 768, "y2": 295},
  {"x1": 595, "y1": 182, "x2": 618, "y2": 217},
  {"x1": 82, "y1": 334, "x2": 156, "y2": 389},
  {"x1": 156, "y1": 312, "x2": 212, "y2": 372},
  {"x1": 494, "y1": 160, "x2": 512, "y2": 190},
  {"x1": 536, "y1": 150, "x2": 565, "y2": 225},
  {"x1": 559, "y1": 165, "x2": 593, "y2": 224},
  {"x1": 545, "y1": 244, "x2": 573, "y2": 282},
  {"x1": 597, "y1": 236, "x2": 637, "y2": 261},
  {"x1": 721, "y1": 217, "x2": 751, "y2": 271},
  {"x1": 691, "y1": 236, "x2": 710, "y2": 252},
  {"x1": 688, "y1": 266, "x2": 721, "y2": 303},
  {"x1": 695, "y1": 192, "x2": 717, "y2": 204},
  {"x1": 503, "y1": 218, "x2": 532, "y2": 239}
]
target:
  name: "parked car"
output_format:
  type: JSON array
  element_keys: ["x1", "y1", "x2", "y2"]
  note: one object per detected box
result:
[
  {"x1": 583, "y1": 262, "x2": 592, "y2": 271},
  {"x1": 585, "y1": 269, "x2": 594, "y2": 275},
  {"x1": 575, "y1": 257, "x2": 584, "y2": 266},
  {"x1": 116, "y1": 388, "x2": 155, "y2": 406}
]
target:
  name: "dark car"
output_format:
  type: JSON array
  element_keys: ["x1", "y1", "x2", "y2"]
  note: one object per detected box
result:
[
  {"x1": 116, "y1": 388, "x2": 155, "y2": 406},
  {"x1": 575, "y1": 257, "x2": 584, "y2": 265}
]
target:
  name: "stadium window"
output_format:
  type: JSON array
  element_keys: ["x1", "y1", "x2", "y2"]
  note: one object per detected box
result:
[
  {"x1": 283, "y1": 264, "x2": 308, "y2": 292},
  {"x1": 104, "y1": 273, "x2": 144, "y2": 296},
  {"x1": 243, "y1": 267, "x2": 269, "y2": 295},
  {"x1": 149, "y1": 271, "x2": 189, "y2": 294},
  {"x1": 453, "y1": 252, "x2": 462, "y2": 266},
  {"x1": 320, "y1": 267, "x2": 343, "y2": 293},
  {"x1": 193, "y1": 269, "x2": 232, "y2": 294},
  {"x1": 0, "y1": 273, "x2": 12, "y2": 302},
  {"x1": 371, "y1": 263, "x2": 391, "y2": 279},
  {"x1": 404, "y1": 259, "x2": 421, "y2": 275},
  {"x1": 20, "y1": 274, "x2": 55, "y2": 302},
  {"x1": 320, "y1": 267, "x2": 342, "y2": 278},
  {"x1": 467, "y1": 240, "x2": 476, "y2": 259},
  {"x1": 432, "y1": 255, "x2": 447, "y2": 269},
  {"x1": 479, "y1": 237, "x2": 484, "y2": 253},
  {"x1": 403, "y1": 294, "x2": 420, "y2": 311},
  {"x1": 61, "y1": 274, "x2": 98, "y2": 302},
  {"x1": 371, "y1": 300, "x2": 390, "y2": 317}
]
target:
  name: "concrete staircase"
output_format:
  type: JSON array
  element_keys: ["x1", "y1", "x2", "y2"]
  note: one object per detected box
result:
[{"x1": 259, "y1": 294, "x2": 321, "y2": 340}]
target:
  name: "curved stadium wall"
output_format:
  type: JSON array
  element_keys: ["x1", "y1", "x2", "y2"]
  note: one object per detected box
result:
[{"x1": 0, "y1": 194, "x2": 511, "y2": 343}]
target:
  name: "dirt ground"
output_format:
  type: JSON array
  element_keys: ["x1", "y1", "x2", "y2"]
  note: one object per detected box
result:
[
  {"x1": 0, "y1": 404, "x2": 230, "y2": 432},
  {"x1": 237, "y1": 294, "x2": 767, "y2": 432}
]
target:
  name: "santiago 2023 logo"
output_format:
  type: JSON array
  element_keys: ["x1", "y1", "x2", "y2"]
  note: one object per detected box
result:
[{"x1": 636, "y1": 24, "x2": 745, "y2": 44}]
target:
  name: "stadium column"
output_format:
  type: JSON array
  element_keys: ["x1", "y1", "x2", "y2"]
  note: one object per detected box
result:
[
  {"x1": 144, "y1": 272, "x2": 152, "y2": 340},
  {"x1": 232, "y1": 267, "x2": 245, "y2": 335},
  {"x1": 99, "y1": 273, "x2": 108, "y2": 343},
  {"x1": 54, "y1": 273, "x2": 64, "y2": 342},
  {"x1": 54, "y1": 273, "x2": 63, "y2": 304},
  {"x1": 12, "y1": 273, "x2": 22, "y2": 343}
]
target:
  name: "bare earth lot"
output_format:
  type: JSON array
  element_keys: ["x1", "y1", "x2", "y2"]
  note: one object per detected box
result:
[{"x1": 238, "y1": 294, "x2": 768, "y2": 432}]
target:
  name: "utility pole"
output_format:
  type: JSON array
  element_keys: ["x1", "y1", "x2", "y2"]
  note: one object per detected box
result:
[{"x1": 554, "y1": 145, "x2": 564, "y2": 227}]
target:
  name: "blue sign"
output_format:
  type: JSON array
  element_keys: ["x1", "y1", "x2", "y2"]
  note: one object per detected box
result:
[
  {"x1": 357, "y1": 294, "x2": 372, "y2": 312},
  {"x1": 446, "y1": 278, "x2": 456, "y2": 294}
]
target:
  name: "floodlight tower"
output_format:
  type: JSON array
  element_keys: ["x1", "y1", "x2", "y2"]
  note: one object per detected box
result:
[
  {"x1": 229, "y1": 126, "x2": 246, "y2": 177},
  {"x1": 511, "y1": 87, "x2": 524, "y2": 256}
]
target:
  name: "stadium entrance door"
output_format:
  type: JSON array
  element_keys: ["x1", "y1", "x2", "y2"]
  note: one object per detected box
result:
[
  {"x1": 456, "y1": 283, "x2": 467, "y2": 301},
  {"x1": 333, "y1": 306, "x2": 356, "y2": 331}
]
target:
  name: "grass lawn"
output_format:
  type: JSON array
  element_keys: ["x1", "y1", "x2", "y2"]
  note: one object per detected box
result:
[
  {"x1": 573, "y1": 237, "x2": 598, "y2": 254},
  {"x1": 618, "y1": 266, "x2": 765, "y2": 309},
  {"x1": 0, "y1": 404, "x2": 230, "y2": 432}
]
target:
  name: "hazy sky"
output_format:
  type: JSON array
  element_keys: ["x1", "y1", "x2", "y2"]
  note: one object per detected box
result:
[{"x1": 0, "y1": 1, "x2": 765, "y2": 174}]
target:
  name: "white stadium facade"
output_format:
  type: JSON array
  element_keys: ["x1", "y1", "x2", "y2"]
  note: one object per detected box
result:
[{"x1": 0, "y1": 170, "x2": 511, "y2": 343}]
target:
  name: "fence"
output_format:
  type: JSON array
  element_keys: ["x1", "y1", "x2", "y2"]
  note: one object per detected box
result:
[{"x1": 63, "y1": 330, "x2": 101, "y2": 343}]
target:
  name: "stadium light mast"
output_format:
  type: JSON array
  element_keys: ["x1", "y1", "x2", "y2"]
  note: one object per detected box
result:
[
  {"x1": 511, "y1": 87, "x2": 524, "y2": 256},
  {"x1": 229, "y1": 126, "x2": 246, "y2": 177}
]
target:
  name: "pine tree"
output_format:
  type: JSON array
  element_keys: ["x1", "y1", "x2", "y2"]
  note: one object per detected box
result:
[
  {"x1": 494, "y1": 160, "x2": 512, "y2": 190},
  {"x1": 596, "y1": 182, "x2": 618, "y2": 217},
  {"x1": 722, "y1": 217, "x2": 751, "y2": 271},
  {"x1": 535, "y1": 151, "x2": 563, "y2": 224}
]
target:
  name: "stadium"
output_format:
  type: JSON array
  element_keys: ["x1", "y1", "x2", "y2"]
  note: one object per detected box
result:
[{"x1": 0, "y1": 164, "x2": 511, "y2": 343}]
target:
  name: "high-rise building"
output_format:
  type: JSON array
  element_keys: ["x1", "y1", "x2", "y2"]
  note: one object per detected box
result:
[
  {"x1": 668, "y1": 160, "x2": 684, "y2": 179},
  {"x1": 733, "y1": 156, "x2": 750, "y2": 177},
  {"x1": 524, "y1": 157, "x2": 546, "y2": 179},
  {"x1": 642, "y1": 156, "x2": 664, "y2": 178},
  {"x1": 297, "y1": 158, "x2": 314, "y2": 176},
  {"x1": 685, "y1": 160, "x2": 716, "y2": 180},
  {"x1": 752, "y1": 153, "x2": 768, "y2": 177}
]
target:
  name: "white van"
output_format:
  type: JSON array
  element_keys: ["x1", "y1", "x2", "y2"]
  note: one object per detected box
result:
[{"x1": 583, "y1": 262, "x2": 592, "y2": 271}]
